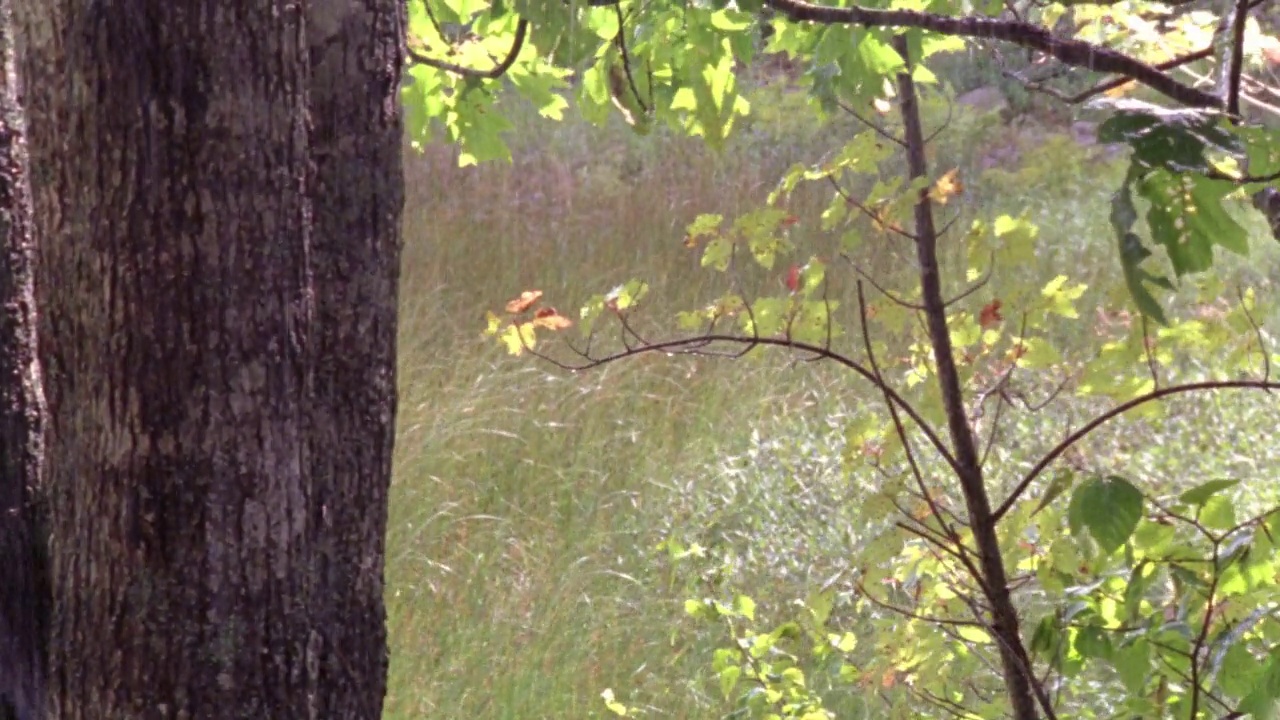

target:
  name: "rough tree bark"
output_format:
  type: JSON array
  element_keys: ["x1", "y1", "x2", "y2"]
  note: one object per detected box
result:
[
  {"x1": 11, "y1": 0, "x2": 404, "y2": 717},
  {"x1": 304, "y1": 1, "x2": 404, "y2": 716},
  {"x1": 0, "y1": 0, "x2": 46, "y2": 717}
]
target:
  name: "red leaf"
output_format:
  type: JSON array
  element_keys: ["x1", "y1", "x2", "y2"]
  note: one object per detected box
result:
[
  {"x1": 979, "y1": 299, "x2": 1003, "y2": 328},
  {"x1": 785, "y1": 264, "x2": 801, "y2": 293}
]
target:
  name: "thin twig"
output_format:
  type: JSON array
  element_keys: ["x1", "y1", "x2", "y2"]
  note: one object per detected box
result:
[
  {"x1": 835, "y1": 98, "x2": 906, "y2": 146},
  {"x1": 613, "y1": 3, "x2": 650, "y2": 114}
]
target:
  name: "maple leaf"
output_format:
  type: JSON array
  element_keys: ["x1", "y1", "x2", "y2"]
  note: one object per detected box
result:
[
  {"x1": 979, "y1": 299, "x2": 1003, "y2": 328},
  {"x1": 505, "y1": 290, "x2": 543, "y2": 314}
]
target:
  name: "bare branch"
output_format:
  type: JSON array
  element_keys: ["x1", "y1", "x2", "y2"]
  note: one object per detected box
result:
[
  {"x1": 994, "y1": 379, "x2": 1280, "y2": 521},
  {"x1": 855, "y1": 576, "x2": 985, "y2": 627},
  {"x1": 613, "y1": 3, "x2": 650, "y2": 115},
  {"x1": 527, "y1": 330, "x2": 964, "y2": 472},
  {"x1": 847, "y1": 254, "x2": 925, "y2": 309},
  {"x1": 1236, "y1": 287, "x2": 1272, "y2": 384},
  {"x1": 835, "y1": 98, "x2": 906, "y2": 147},
  {"x1": 1222, "y1": 0, "x2": 1251, "y2": 117},
  {"x1": 1006, "y1": 46, "x2": 1214, "y2": 105}
]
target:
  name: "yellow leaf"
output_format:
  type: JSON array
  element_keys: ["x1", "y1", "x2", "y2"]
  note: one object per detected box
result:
[{"x1": 930, "y1": 168, "x2": 963, "y2": 205}]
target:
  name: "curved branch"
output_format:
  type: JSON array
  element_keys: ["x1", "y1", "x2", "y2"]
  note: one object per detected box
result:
[
  {"x1": 613, "y1": 4, "x2": 650, "y2": 115},
  {"x1": 763, "y1": 0, "x2": 1222, "y2": 109},
  {"x1": 533, "y1": 331, "x2": 962, "y2": 473},
  {"x1": 992, "y1": 379, "x2": 1280, "y2": 521},
  {"x1": 407, "y1": 17, "x2": 529, "y2": 80}
]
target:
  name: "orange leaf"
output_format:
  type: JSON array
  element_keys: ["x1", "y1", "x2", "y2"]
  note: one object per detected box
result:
[
  {"x1": 930, "y1": 168, "x2": 963, "y2": 205},
  {"x1": 532, "y1": 308, "x2": 572, "y2": 330},
  {"x1": 979, "y1": 299, "x2": 1003, "y2": 328},
  {"x1": 505, "y1": 290, "x2": 543, "y2": 314}
]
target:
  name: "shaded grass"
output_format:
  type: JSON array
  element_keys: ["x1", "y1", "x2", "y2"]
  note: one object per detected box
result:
[{"x1": 383, "y1": 88, "x2": 1280, "y2": 718}]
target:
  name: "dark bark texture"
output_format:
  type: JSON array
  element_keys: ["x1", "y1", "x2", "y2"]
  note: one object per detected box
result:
[
  {"x1": 0, "y1": 0, "x2": 47, "y2": 718},
  {"x1": 12, "y1": 0, "x2": 404, "y2": 717},
  {"x1": 304, "y1": 1, "x2": 404, "y2": 717}
]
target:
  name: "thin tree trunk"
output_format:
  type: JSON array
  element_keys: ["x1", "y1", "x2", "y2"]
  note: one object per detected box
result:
[
  {"x1": 892, "y1": 35, "x2": 1044, "y2": 720},
  {"x1": 0, "y1": 0, "x2": 47, "y2": 717},
  {"x1": 12, "y1": 1, "x2": 400, "y2": 717}
]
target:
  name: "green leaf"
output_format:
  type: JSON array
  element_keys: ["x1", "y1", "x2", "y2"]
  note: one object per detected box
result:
[
  {"x1": 855, "y1": 32, "x2": 904, "y2": 75},
  {"x1": 1069, "y1": 475, "x2": 1144, "y2": 554},
  {"x1": 1096, "y1": 104, "x2": 1239, "y2": 172},
  {"x1": 702, "y1": 235, "x2": 733, "y2": 271},
  {"x1": 739, "y1": 297, "x2": 789, "y2": 338},
  {"x1": 992, "y1": 213, "x2": 1038, "y2": 266},
  {"x1": 1112, "y1": 639, "x2": 1150, "y2": 693},
  {"x1": 830, "y1": 631, "x2": 857, "y2": 652},
  {"x1": 720, "y1": 665, "x2": 742, "y2": 699},
  {"x1": 1219, "y1": 643, "x2": 1263, "y2": 698},
  {"x1": 1179, "y1": 479, "x2": 1240, "y2": 507},
  {"x1": 734, "y1": 207, "x2": 793, "y2": 269},
  {"x1": 605, "y1": 280, "x2": 649, "y2": 311},
  {"x1": 1073, "y1": 625, "x2": 1113, "y2": 660},
  {"x1": 1200, "y1": 494, "x2": 1237, "y2": 531},
  {"x1": 1238, "y1": 649, "x2": 1280, "y2": 716},
  {"x1": 1111, "y1": 178, "x2": 1172, "y2": 324},
  {"x1": 1122, "y1": 560, "x2": 1155, "y2": 624},
  {"x1": 1034, "y1": 470, "x2": 1075, "y2": 515},
  {"x1": 956, "y1": 626, "x2": 992, "y2": 644},
  {"x1": 1137, "y1": 170, "x2": 1248, "y2": 276},
  {"x1": 710, "y1": 8, "x2": 753, "y2": 31}
]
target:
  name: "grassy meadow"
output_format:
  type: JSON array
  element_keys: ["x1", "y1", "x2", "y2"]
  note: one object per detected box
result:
[{"x1": 382, "y1": 81, "x2": 1280, "y2": 719}]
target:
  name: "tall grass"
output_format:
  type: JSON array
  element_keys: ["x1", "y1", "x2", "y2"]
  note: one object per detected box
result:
[{"x1": 383, "y1": 87, "x2": 1280, "y2": 718}]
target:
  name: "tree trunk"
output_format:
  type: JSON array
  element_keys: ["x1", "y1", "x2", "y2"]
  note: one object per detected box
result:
[
  {"x1": 304, "y1": 1, "x2": 404, "y2": 716},
  {"x1": 0, "y1": 0, "x2": 47, "y2": 717},
  {"x1": 13, "y1": 0, "x2": 404, "y2": 717}
]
